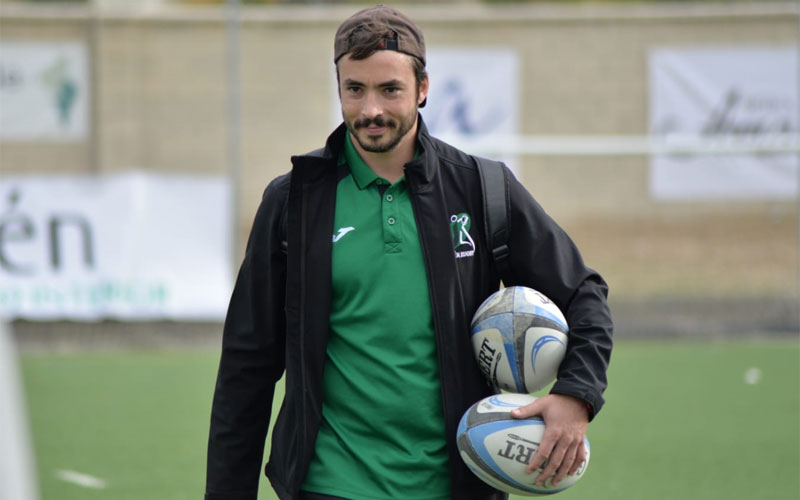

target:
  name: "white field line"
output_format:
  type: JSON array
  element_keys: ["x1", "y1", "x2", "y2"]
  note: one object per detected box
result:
[{"x1": 55, "y1": 469, "x2": 108, "y2": 489}]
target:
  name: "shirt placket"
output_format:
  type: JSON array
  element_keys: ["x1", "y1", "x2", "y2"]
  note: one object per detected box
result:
[{"x1": 379, "y1": 179, "x2": 402, "y2": 254}]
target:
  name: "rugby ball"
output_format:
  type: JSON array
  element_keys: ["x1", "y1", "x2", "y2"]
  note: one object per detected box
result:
[
  {"x1": 471, "y1": 287, "x2": 568, "y2": 393},
  {"x1": 457, "y1": 393, "x2": 590, "y2": 496}
]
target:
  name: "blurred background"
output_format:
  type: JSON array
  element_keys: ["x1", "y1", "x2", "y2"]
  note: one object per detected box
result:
[{"x1": 0, "y1": 0, "x2": 798, "y2": 499}]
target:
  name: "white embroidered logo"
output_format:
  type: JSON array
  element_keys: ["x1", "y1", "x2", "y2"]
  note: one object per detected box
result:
[
  {"x1": 450, "y1": 213, "x2": 475, "y2": 259},
  {"x1": 332, "y1": 226, "x2": 355, "y2": 243}
]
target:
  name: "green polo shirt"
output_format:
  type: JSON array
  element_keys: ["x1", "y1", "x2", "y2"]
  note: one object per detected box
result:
[{"x1": 301, "y1": 133, "x2": 450, "y2": 499}]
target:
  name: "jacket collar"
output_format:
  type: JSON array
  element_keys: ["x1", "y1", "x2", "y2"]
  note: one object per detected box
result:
[{"x1": 404, "y1": 114, "x2": 438, "y2": 191}]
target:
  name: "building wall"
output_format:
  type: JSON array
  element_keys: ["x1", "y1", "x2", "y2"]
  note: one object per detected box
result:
[
  {"x1": 2, "y1": 2, "x2": 798, "y2": 310},
  {"x1": 2, "y1": 2, "x2": 796, "y2": 214}
]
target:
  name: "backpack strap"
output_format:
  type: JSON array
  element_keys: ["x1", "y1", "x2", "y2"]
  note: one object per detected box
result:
[{"x1": 475, "y1": 156, "x2": 512, "y2": 285}]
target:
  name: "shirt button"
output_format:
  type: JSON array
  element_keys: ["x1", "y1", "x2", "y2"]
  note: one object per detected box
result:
[
  {"x1": 386, "y1": 194, "x2": 393, "y2": 202},
  {"x1": 376, "y1": 179, "x2": 384, "y2": 185},
  {"x1": 387, "y1": 217, "x2": 396, "y2": 225}
]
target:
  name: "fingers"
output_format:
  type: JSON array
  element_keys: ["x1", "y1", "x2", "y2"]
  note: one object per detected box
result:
[
  {"x1": 526, "y1": 429, "x2": 554, "y2": 473},
  {"x1": 528, "y1": 429, "x2": 584, "y2": 487},
  {"x1": 549, "y1": 440, "x2": 579, "y2": 487},
  {"x1": 568, "y1": 441, "x2": 586, "y2": 476}
]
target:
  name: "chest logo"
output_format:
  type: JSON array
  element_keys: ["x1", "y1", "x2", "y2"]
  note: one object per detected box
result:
[
  {"x1": 332, "y1": 226, "x2": 355, "y2": 243},
  {"x1": 450, "y1": 213, "x2": 475, "y2": 259}
]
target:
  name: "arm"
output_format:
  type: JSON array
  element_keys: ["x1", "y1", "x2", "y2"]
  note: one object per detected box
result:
[
  {"x1": 205, "y1": 176, "x2": 290, "y2": 500},
  {"x1": 503, "y1": 169, "x2": 613, "y2": 486}
]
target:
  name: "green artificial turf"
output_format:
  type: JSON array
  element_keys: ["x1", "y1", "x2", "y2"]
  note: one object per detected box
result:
[
  {"x1": 548, "y1": 341, "x2": 800, "y2": 500},
  {"x1": 19, "y1": 340, "x2": 799, "y2": 500}
]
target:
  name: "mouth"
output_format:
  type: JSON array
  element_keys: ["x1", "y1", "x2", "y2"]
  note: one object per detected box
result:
[{"x1": 364, "y1": 125, "x2": 386, "y2": 135}]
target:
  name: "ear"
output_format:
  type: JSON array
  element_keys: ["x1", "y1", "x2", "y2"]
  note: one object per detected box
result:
[{"x1": 418, "y1": 75, "x2": 429, "y2": 107}]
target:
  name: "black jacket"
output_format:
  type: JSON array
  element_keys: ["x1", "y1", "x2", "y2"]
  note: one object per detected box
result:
[{"x1": 206, "y1": 118, "x2": 613, "y2": 500}]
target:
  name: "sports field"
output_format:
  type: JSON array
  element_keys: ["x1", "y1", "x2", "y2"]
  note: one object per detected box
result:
[{"x1": 20, "y1": 339, "x2": 799, "y2": 500}]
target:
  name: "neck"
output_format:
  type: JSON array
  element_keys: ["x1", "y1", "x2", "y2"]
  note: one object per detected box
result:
[{"x1": 351, "y1": 120, "x2": 418, "y2": 185}]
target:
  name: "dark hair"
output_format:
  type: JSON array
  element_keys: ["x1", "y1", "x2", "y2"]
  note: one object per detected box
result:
[{"x1": 335, "y1": 24, "x2": 428, "y2": 92}]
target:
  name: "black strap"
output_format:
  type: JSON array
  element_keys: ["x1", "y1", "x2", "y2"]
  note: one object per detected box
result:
[{"x1": 476, "y1": 156, "x2": 512, "y2": 285}]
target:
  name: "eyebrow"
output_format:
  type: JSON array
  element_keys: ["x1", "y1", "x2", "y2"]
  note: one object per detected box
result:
[
  {"x1": 342, "y1": 78, "x2": 406, "y2": 88},
  {"x1": 378, "y1": 79, "x2": 405, "y2": 88}
]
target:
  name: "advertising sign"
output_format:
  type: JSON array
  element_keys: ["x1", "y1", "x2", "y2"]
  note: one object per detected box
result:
[
  {"x1": 0, "y1": 172, "x2": 232, "y2": 320},
  {"x1": 422, "y1": 49, "x2": 519, "y2": 143},
  {"x1": 648, "y1": 46, "x2": 798, "y2": 200},
  {"x1": 0, "y1": 42, "x2": 89, "y2": 140}
]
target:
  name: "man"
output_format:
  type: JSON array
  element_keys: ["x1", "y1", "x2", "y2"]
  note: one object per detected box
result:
[{"x1": 206, "y1": 5, "x2": 612, "y2": 500}]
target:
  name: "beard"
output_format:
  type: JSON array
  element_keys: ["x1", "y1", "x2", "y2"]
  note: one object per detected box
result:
[{"x1": 346, "y1": 111, "x2": 417, "y2": 154}]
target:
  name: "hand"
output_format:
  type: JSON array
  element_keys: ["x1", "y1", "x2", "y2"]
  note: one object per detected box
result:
[{"x1": 510, "y1": 394, "x2": 589, "y2": 487}]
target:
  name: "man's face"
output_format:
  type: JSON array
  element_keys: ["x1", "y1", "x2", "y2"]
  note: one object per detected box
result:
[{"x1": 338, "y1": 51, "x2": 428, "y2": 154}]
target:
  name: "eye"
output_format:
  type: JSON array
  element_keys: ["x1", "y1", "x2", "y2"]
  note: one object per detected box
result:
[{"x1": 346, "y1": 86, "x2": 362, "y2": 94}]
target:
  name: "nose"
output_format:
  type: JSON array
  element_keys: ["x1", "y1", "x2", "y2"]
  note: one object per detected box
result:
[{"x1": 361, "y1": 90, "x2": 382, "y2": 119}]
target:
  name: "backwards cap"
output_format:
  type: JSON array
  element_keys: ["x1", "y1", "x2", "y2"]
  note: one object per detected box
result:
[{"x1": 334, "y1": 4, "x2": 426, "y2": 65}]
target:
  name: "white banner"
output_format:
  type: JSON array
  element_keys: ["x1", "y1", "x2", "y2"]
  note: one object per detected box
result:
[
  {"x1": 422, "y1": 50, "x2": 519, "y2": 138},
  {"x1": 0, "y1": 42, "x2": 89, "y2": 140},
  {"x1": 0, "y1": 172, "x2": 232, "y2": 321},
  {"x1": 648, "y1": 46, "x2": 798, "y2": 200}
]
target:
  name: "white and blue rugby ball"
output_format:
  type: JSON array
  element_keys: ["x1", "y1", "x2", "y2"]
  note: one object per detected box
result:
[
  {"x1": 471, "y1": 287, "x2": 568, "y2": 393},
  {"x1": 457, "y1": 393, "x2": 590, "y2": 496}
]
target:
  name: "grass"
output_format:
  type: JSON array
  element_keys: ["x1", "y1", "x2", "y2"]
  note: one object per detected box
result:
[
  {"x1": 21, "y1": 350, "x2": 224, "y2": 500},
  {"x1": 566, "y1": 341, "x2": 800, "y2": 500},
  {"x1": 19, "y1": 339, "x2": 800, "y2": 500}
]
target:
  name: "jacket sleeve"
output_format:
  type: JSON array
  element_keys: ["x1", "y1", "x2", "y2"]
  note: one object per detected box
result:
[
  {"x1": 205, "y1": 175, "x2": 290, "y2": 500},
  {"x1": 504, "y1": 170, "x2": 613, "y2": 420}
]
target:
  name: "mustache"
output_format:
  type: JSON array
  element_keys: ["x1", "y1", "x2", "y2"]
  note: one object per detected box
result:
[{"x1": 354, "y1": 116, "x2": 397, "y2": 130}]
